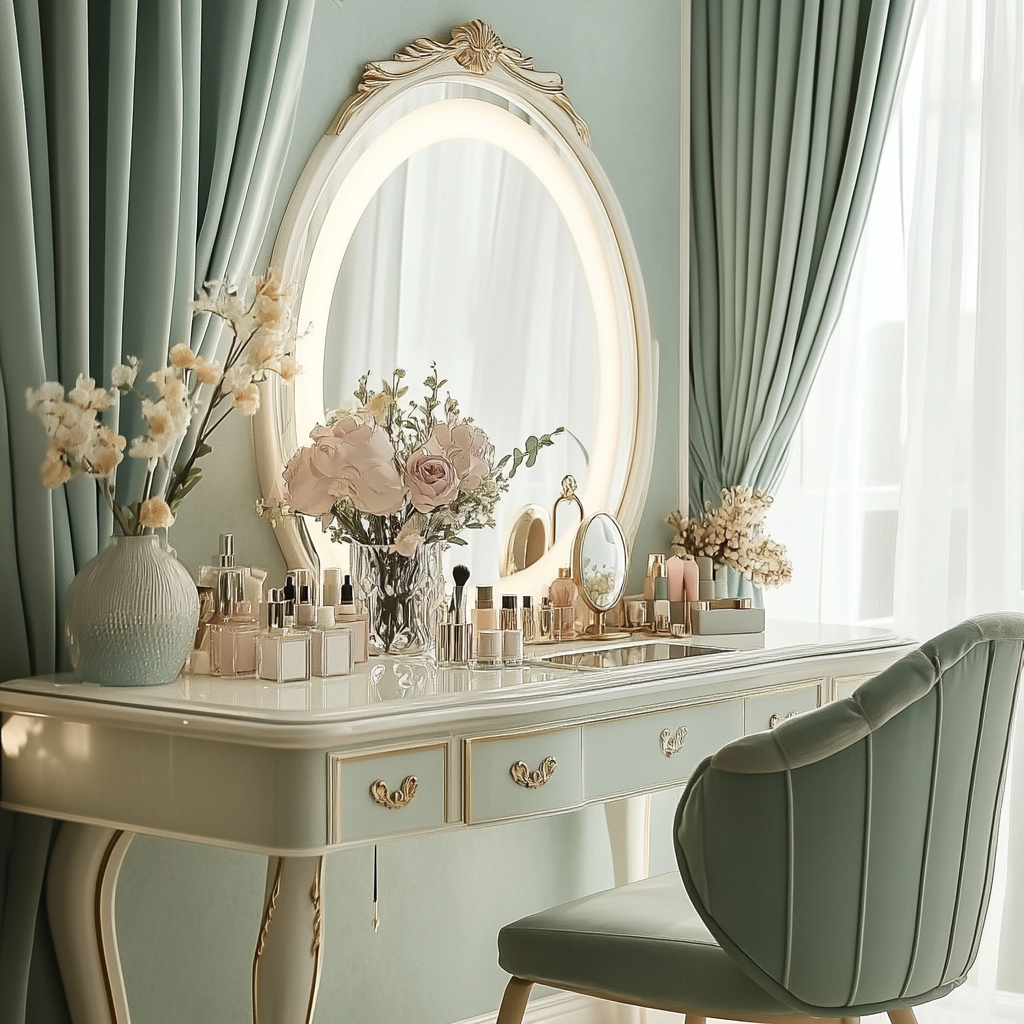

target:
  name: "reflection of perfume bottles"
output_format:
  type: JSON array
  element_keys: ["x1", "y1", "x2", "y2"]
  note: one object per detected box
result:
[
  {"x1": 521, "y1": 596, "x2": 536, "y2": 644},
  {"x1": 538, "y1": 596, "x2": 554, "y2": 641},
  {"x1": 335, "y1": 575, "x2": 368, "y2": 663}
]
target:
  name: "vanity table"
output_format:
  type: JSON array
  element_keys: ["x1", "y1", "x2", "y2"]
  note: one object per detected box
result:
[{"x1": 0, "y1": 623, "x2": 914, "y2": 1024}]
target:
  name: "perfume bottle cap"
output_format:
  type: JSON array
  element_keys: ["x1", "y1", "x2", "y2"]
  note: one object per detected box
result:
[
  {"x1": 501, "y1": 594, "x2": 518, "y2": 609},
  {"x1": 541, "y1": 595, "x2": 552, "y2": 608},
  {"x1": 522, "y1": 595, "x2": 533, "y2": 608},
  {"x1": 647, "y1": 553, "x2": 666, "y2": 575},
  {"x1": 322, "y1": 568, "x2": 343, "y2": 607},
  {"x1": 299, "y1": 584, "x2": 312, "y2": 605},
  {"x1": 218, "y1": 533, "x2": 235, "y2": 568},
  {"x1": 558, "y1": 568, "x2": 572, "y2": 579},
  {"x1": 340, "y1": 575, "x2": 355, "y2": 604},
  {"x1": 265, "y1": 588, "x2": 287, "y2": 629},
  {"x1": 316, "y1": 605, "x2": 336, "y2": 627},
  {"x1": 476, "y1": 585, "x2": 494, "y2": 610}
]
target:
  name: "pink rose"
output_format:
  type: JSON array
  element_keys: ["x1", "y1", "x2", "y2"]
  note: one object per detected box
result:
[
  {"x1": 428, "y1": 423, "x2": 492, "y2": 491},
  {"x1": 405, "y1": 449, "x2": 458, "y2": 512},
  {"x1": 284, "y1": 415, "x2": 406, "y2": 517},
  {"x1": 283, "y1": 446, "x2": 336, "y2": 516}
]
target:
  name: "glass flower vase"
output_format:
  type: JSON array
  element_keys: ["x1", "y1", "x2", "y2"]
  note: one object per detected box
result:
[
  {"x1": 351, "y1": 542, "x2": 442, "y2": 656},
  {"x1": 64, "y1": 534, "x2": 200, "y2": 686}
]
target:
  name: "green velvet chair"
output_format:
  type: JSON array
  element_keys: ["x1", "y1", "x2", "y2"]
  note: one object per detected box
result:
[{"x1": 496, "y1": 614, "x2": 1024, "y2": 1024}]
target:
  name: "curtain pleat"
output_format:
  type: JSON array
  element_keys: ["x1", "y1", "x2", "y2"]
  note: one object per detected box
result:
[
  {"x1": 689, "y1": 0, "x2": 914, "y2": 518},
  {"x1": 0, "y1": 2, "x2": 314, "y2": 1020}
]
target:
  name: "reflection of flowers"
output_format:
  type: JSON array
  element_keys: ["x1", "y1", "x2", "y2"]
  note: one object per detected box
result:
[
  {"x1": 582, "y1": 559, "x2": 617, "y2": 600},
  {"x1": 665, "y1": 486, "x2": 791, "y2": 588}
]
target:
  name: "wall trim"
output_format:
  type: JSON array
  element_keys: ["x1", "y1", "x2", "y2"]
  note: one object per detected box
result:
[{"x1": 451, "y1": 991, "x2": 621, "y2": 1024}]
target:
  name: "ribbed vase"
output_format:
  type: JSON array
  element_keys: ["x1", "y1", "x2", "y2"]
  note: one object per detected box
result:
[{"x1": 65, "y1": 534, "x2": 200, "y2": 687}]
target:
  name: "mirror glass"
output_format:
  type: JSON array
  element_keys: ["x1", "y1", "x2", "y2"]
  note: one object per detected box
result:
[
  {"x1": 574, "y1": 512, "x2": 628, "y2": 612},
  {"x1": 324, "y1": 138, "x2": 594, "y2": 584}
]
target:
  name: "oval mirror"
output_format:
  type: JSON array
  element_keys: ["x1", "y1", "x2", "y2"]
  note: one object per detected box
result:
[
  {"x1": 572, "y1": 512, "x2": 629, "y2": 634},
  {"x1": 255, "y1": 22, "x2": 655, "y2": 596}
]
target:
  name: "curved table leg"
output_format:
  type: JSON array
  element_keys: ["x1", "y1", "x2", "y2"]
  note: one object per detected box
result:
[
  {"x1": 47, "y1": 823, "x2": 135, "y2": 1024},
  {"x1": 252, "y1": 855, "x2": 325, "y2": 1024}
]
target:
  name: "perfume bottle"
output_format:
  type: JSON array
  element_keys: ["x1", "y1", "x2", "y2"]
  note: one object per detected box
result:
[
  {"x1": 521, "y1": 595, "x2": 536, "y2": 644},
  {"x1": 472, "y1": 629, "x2": 504, "y2": 668},
  {"x1": 335, "y1": 575, "x2": 368, "y2": 663},
  {"x1": 308, "y1": 606, "x2": 353, "y2": 678},
  {"x1": 295, "y1": 584, "x2": 317, "y2": 628},
  {"x1": 198, "y1": 534, "x2": 266, "y2": 616},
  {"x1": 209, "y1": 599, "x2": 259, "y2": 677},
  {"x1": 643, "y1": 553, "x2": 666, "y2": 601},
  {"x1": 499, "y1": 595, "x2": 519, "y2": 631},
  {"x1": 287, "y1": 568, "x2": 317, "y2": 609},
  {"x1": 257, "y1": 589, "x2": 311, "y2": 682},
  {"x1": 471, "y1": 586, "x2": 499, "y2": 631},
  {"x1": 538, "y1": 595, "x2": 554, "y2": 641},
  {"x1": 549, "y1": 569, "x2": 577, "y2": 640}
]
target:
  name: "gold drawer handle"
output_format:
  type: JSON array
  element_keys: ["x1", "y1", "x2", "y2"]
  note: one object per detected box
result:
[
  {"x1": 510, "y1": 757, "x2": 557, "y2": 789},
  {"x1": 769, "y1": 711, "x2": 800, "y2": 729},
  {"x1": 370, "y1": 775, "x2": 419, "y2": 810},
  {"x1": 659, "y1": 726, "x2": 689, "y2": 757}
]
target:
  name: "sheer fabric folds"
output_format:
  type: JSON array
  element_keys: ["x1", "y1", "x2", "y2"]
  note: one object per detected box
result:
[
  {"x1": 688, "y1": 0, "x2": 913, "y2": 515},
  {"x1": 0, "y1": 2, "x2": 314, "y2": 1020}
]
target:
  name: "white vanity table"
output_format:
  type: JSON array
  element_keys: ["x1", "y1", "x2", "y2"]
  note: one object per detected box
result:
[{"x1": 0, "y1": 623, "x2": 914, "y2": 1024}]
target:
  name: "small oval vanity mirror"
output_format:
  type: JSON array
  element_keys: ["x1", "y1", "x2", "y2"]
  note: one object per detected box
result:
[{"x1": 572, "y1": 512, "x2": 629, "y2": 639}]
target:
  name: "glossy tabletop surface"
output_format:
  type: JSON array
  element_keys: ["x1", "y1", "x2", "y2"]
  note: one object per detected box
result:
[{"x1": 0, "y1": 621, "x2": 911, "y2": 732}]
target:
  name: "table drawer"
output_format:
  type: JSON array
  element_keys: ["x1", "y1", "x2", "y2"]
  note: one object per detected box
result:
[
  {"x1": 330, "y1": 743, "x2": 447, "y2": 843},
  {"x1": 584, "y1": 700, "x2": 743, "y2": 800},
  {"x1": 744, "y1": 681, "x2": 822, "y2": 734},
  {"x1": 465, "y1": 727, "x2": 582, "y2": 824},
  {"x1": 833, "y1": 674, "x2": 871, "y2": 702}
]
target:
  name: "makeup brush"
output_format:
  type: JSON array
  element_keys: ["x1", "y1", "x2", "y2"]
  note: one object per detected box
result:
[{"x1": 452, "y1": 565, "x2": 471, "y2": 623}]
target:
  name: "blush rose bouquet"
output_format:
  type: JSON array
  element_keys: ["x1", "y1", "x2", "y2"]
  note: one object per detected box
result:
[
  {"x1": 282, "y1": 366, "x2": 562, "y2": 654},
  {"x1": 283, "y1": 365, "x2": 562, "y2": 554}
]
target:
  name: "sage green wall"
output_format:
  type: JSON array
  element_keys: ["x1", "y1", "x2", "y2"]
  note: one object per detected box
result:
[{"x1": 125, "y1": 2, "x2": 682, "y2": 1022}]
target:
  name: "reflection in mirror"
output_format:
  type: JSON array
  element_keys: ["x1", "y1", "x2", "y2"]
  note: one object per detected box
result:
[
  {"x1": 500, "y1": 504, "x2": 549, "y2": 576},
  {"x1": 572, "y1": 512, "x2": 629, "y2": 640},
  {"x1": 324, "y1": 139, "x2": 594, "y2": 585}
]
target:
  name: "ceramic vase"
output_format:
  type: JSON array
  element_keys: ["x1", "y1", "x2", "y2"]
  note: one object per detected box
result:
[
  {"x1": 64, "y1": 534, "x2": 200, "y2": 686},
  {"x1": 351, "y1": 542, "x2": 442, "y2": 656}
]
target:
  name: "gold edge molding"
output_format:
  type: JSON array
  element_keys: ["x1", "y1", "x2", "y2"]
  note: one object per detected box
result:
[
  {"x1": 251, "y1": 859, "x2": 284, "y2": 1024},
  {"x1": 305, "y1": 857, "x2": 325, "y2": 1024},
  {"x1": 94, "y1": 830, "x2": 126, "y2": 1024},
  {"x1": 329, "y1": 19, "x2": 592, "y2": 146}
]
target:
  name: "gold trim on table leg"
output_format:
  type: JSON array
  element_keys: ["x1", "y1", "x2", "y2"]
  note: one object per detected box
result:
[
  {"x1": 251, "y1": 858, "x2": 284, "y2": 1024},
  {"x1": 304, "y1": 857, "x2": 325, "y2": 1024},
  {"x1": 94, "y1": 830, "x2": 126, "y2": 1024},
  {"x1": 495, "y1": 977, "x2": 534, "y2": 1024}
]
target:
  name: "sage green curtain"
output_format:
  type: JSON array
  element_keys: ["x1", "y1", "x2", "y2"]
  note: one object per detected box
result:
[
  {"x1": 688, "y1": 0, "x2": 914, "y2": 515},
  {"x1": 0, "y1": 2, "x2": 314, "y2": 1021}
]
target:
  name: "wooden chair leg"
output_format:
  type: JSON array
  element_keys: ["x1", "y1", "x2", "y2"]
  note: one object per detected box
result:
[
  {"x1": 683, "y1": 1016, "x2": 706, "y2": 1024},
  {"x1": 888, "y1": 1011, "x2": 918, "y2": 1024},
  {"x1": 496, "y1": 977, "x2": 534, "y2": 1024}
]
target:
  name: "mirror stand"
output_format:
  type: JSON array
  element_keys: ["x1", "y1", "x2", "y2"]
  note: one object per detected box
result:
[{"x1": 583, "y1": 610, "x2": 630, "y2": 642}]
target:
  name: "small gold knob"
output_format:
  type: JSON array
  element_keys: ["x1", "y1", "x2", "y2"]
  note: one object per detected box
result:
[
  {"x1": 659, "y1": 726, "x2": 689, "y2": 757},
  {"x1": 769, "y1": 710, "x2": 800, "y2": 730},
  {"x1": 510, "y1": 757, "x2": 557, "y2": 789},
  {"x1": 370, "y1": 776, "x2": 418, "y2": 810}
]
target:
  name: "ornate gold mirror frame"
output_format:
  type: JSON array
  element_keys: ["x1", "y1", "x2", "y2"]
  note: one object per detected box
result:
[{"x1": 254, "y1": 21, "x2": 656, "y2": 595}]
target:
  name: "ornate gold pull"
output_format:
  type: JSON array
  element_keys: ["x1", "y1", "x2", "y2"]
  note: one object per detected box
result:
[
  {"x1": 370, "y1": 775, "x2": 419, "y2": 810},
  {"x1": 769, "y1": 711, "x2": 800, "y2": 730},
  {"x1": 659, "y1": 726, "x2": 689, "y2": 757},
  {"x1": 510, "y1": 757, "x2": 557, "y2": 789}
]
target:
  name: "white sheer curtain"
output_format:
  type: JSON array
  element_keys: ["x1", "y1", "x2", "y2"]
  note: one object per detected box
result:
[
  {"x1": 768, "y1": 0, "x2": 1024, "y2": 1019},
  {"x1": 324, "y1": 138, "x2": 595, "y2": 584}
]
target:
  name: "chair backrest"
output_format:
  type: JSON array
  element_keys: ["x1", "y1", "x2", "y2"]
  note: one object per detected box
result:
[{"x1": 675, "y1": 613, "x2": 1024, "y2": 1017}]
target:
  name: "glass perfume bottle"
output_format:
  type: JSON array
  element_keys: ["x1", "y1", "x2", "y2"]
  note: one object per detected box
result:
[
  {"x1": 209, "y1": 597, "x2": 259, "y2": 677},
  {"x1": 334, "y1": 575, "x2": 369, "y2": 663},
  {"x1": 257, "y1": 589, "x2": 311, "y2": 682},
  {"x1": 308, "y1": 606, "x2": 353, "y2": 678}
]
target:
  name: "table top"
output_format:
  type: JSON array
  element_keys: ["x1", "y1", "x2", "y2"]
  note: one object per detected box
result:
[{"x1": 0, "y1": 621, "x2": 912, "y2": 743}]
